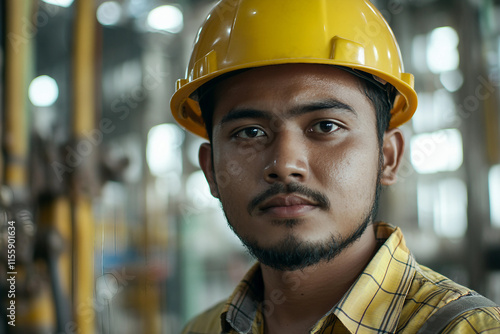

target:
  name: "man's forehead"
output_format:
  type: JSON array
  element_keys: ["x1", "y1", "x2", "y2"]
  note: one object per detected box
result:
[
  {"x1": 215, "y1": 63, "x2": 363, "y2": 92},
  {"x1": 212, "y1": 64, "x2": 368, "y2": 111}
]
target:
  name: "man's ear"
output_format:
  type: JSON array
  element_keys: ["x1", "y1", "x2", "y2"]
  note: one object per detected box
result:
[
  {"x1": 381, "y1": 128, "x2": 405, "y2": 186},
  {"x1": 199, "y1": 143, "x2": 220, "y2": 198}
]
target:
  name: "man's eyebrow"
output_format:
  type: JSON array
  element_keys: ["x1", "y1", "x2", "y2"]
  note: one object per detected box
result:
[
  {"x1": 289, "y1": 99, "x2": 357, "y2": 116},
  {"x1": 219, "y1": 108, "x2": 273, "y2": 126},
  {"x1": 219, "y1": 99, "x2": 357, "y2": 126}
]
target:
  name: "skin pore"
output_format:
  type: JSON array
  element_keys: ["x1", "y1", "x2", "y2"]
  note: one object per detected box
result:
[{"x1": 198, "y1": 64, "x2": 404, "y2": 333}]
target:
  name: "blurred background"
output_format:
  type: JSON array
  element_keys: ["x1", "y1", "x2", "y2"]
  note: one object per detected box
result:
[{"x1": 0, "y1": 0, "x2": 499, "y2": 333}]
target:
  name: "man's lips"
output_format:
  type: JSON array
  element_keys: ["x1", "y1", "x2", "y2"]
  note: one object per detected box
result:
[
  {"x1": 259, "y1": 195, "x2": 317, "y2": 210},
  {"x1": 247, "y1": 183, "x2": 330, "y2": 217},
  {"x1": 258, "y1": 195, "x2": 319, "y2": 217}
]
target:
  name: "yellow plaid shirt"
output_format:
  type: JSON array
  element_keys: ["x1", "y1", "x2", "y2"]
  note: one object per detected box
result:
[{"x1": 182, "y1": 223, "x2": 500, "y2": 333}]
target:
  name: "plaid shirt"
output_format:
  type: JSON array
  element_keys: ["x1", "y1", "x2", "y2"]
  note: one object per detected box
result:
[{"x1": 182, "y1": 223, "x2": 500, "y2": 333}]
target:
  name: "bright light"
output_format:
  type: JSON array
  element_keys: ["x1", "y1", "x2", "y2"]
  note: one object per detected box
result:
[
  {"x1": 29, "y1": 75, "x2": 59, "y2": 107},
  {"x1": 490, "y1": 165, "x2": 500, "y2": 228},
  {"x1": 129, "y1": 0, "x2": 148, "y2": 18},
  {"x1": 41, "y1": 0, "x2": 74, "y2": 7},
  {"x1": 427, "y1": 26, "x2": 459, "y2": 74},
  {"x1": 435, "y1": 179, "x2": 467, "y2": 238},
  {"x1": 440, "y1": 70, "x2": 464, "y2": 92},
  {"x1": 146, "y1": 124, "x2": 185, "y2": 176},
  {"x1": 410, "y1": 129, "x2": 463, "y2": 174},
  {"x1": 412, "y1": 34, "x2": 428, "y2": 72},
  {"x1": 412, "y1": 90, "x2": 457, "y2": 133},
  {"x1": 433, "y1": 90, "x2": 456, "y2": 126},
  {"x1": 96, "y1": 274, "x2": 119, "y2": 301},
  {"x1": 97, "y1": 1, "x2": 122, "y2": 26},
  {"x1": 417, "y1": 180, "x2": 434, "y2": 231},
  {"x1": 186, "y1": 170, "x2": 220, "y2": 211},
  {"x1": 412, "y1": 92, "x2": 433, "y2": 133},
  {"x1": 417, "y1": 178, "x2": 468, "y2": 238},
  {"x1": 147, "y1": 5, "x2": 183, "y2": 33},
  {"x1": 155, "y1": 173, "x2": 182, "y2": 197}
]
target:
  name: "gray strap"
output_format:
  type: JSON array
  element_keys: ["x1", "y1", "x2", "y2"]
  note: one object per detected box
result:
[{"x1": 417, "y1": 293, "x2": 498, "y2": 334}]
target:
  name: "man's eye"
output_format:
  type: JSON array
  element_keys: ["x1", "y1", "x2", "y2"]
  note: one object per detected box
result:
[
  {"x1": 310, "y1": 121, "x2": 340, "y2": 134},
  {"x1": 234, "y1": 127, "x2": 266, "y2": 139}
]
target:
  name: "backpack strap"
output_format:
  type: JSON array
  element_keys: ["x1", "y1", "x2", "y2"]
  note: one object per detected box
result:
[{"x1": 416, "y1": 292, "x2": 499, "y2": 334}]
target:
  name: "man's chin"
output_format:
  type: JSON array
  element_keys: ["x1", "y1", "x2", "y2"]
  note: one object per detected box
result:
[
  {"x1": 240, "y1": 234, "x2": 342, "y2": 271},
  {"x1": 237, "y1": 218, "x2": 371, "y2": 271}
]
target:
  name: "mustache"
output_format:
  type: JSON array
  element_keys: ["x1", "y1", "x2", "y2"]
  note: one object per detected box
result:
[{"x1": 247, "y1": 183, "x2": 331, "y2": 214}]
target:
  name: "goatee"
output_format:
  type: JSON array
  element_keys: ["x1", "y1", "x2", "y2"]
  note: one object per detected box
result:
[{"x1": 222, "y1": 174, "x2": 382, "y2": 271}]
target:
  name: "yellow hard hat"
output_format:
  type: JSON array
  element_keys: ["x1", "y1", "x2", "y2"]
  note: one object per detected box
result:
[{"x1": 171, "y1": 0, "x2": 418, "y2": 139}]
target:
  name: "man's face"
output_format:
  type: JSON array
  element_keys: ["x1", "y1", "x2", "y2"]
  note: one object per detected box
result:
[{"x1": 199, "y1": 64, "x2": 402, "y2": 271}]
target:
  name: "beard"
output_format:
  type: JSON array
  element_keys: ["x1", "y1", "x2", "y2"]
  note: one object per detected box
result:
[{"x1": 215, "y1": 155, "x2": 384, "y2": 272}]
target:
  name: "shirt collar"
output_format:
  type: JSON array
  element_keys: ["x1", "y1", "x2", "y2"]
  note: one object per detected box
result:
[
  {"x1": 323, "y1": 223, "x2": 416, "y2": 333},
  {"x1": 221, "y1": 263, "x2": 264, "y2": 333},
  {"x1": 220, "y1": 223, "x2": 416, "y2": 334}
]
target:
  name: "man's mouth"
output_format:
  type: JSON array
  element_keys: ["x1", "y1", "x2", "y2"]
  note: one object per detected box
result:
[
  {"x1": 247, "y1": 182, "x2": 330, "y2": 217},
  {"x1": 258, "y1": 194, "x2": 319, "y2": 218}
]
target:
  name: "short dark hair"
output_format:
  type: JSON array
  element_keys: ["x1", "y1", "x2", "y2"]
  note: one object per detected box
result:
[
  {"x1": 361, "y1": 79, "x2": 395, "y2": 147},
  {"x1": 197, "y1": 68, "x2": 395, "y2": 146}
]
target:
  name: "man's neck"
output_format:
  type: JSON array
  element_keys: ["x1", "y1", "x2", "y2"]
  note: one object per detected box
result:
[{"x1": 261, "y1": 224, "x2": 378, "y2": 334}]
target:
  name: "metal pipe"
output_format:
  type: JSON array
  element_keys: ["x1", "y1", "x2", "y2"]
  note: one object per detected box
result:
[{"x1": 72, "y1": 1, "x2": 96, "y2": 333}]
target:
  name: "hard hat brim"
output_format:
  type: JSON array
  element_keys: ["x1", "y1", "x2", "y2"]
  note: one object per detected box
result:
[{"x1": 170, "y1": 59, "x2": 417, "y2": 140}]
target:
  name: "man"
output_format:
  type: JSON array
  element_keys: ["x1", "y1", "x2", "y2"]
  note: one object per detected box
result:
[{"x1": 170, "y1": 0, "x2": 500, "y2": 333}]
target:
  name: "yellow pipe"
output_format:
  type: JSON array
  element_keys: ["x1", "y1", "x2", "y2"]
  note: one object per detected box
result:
[
  {"x1": 72, "y1": 1, "x2": 96, "y2": 333},
  {"x1": 5, "y1": 1, "x2": 61, "y2": 332},
  {"x1": 39, "y1": 197, "x2": 73, "y2": 303},
  {"x1": 72, "y1": 197, "x2": 95, "y2": 334},
  {"x1": 4, "y1": 0, "x2": 31, "y2": 189},
  {"x1": 73, "y1": 0, "x2": 96, "y2": 134},
  {"x1": 484, "y1": 90, "x2": 500, "y2": 165}
]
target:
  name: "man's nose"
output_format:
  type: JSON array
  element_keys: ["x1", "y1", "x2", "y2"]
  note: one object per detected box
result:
[{"x1": 263, "y1": 132, "x2": 309, "y2": 184}]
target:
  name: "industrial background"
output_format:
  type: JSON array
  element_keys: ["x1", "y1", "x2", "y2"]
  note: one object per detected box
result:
[{"x1": 0, "y1": 0, "x2": 499, "y2": 333}]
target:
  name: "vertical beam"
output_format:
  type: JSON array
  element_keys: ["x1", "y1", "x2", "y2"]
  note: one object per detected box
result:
[
  {"x1": 4, "y1": 0, "x2": 31, "y2": 193},
  {"x1": 0, "y1": 0, "x2": 5, "y2": 185},
  {"x1": 458, "y1": 0, "x2": 492, "y2": 294},
  {"x1": 480, "y1": 0, "x2": 500, "y2": 166},
  {"x1": 4, "y1": 1, "x2": 62, "y2": 332},
  {"x1": 72, "y1": 0, "x2": 96, "y2": 333}
]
